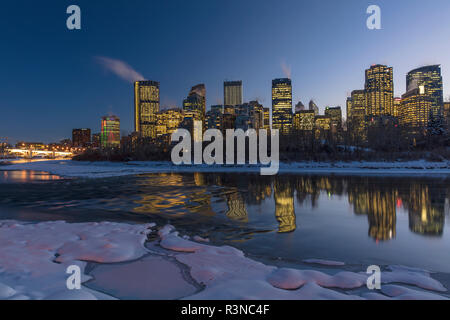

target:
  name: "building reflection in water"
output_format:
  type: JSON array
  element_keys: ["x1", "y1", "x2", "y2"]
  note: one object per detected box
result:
[
  {"x1": 132, "y1": 172, "x2": 447, "y2": 240},
  {"x1": 133, "y1": 172, "x2": 215, "y2": 218},
  {"x1": 347, "y1": 180, "x2": 397, "y2": 241},
  {"x1": 403, "y1": 184, "x2": 445, "y2": 236},
  {"x1": 274, "y1": 178, "x2": 296, "y2": 233},
  {"x1": 225, "y1": 190, "x2": 248, "y2": 222},
  {"x1": 1, "y1": 170, "x2": 61, "y2": 183}
]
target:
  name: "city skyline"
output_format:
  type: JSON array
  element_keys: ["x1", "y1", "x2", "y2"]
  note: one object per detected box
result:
[{"x1": 2, "y1": 0, "x2": 450, "y2": 143}]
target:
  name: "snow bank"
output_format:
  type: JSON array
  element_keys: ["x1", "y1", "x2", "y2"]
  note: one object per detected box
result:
[
  {"x1": 0, "y1": 220, "x2": 448, "y2": 300},
  {"x1": 2, "y1": 159, "x2": 450, "y2": 179},
  {"x1": 0, "y1": 220, "x2": 153, "y2": 300},
  {"x1": 157, "y1": 225, "x2": 449, "y2": 300}
]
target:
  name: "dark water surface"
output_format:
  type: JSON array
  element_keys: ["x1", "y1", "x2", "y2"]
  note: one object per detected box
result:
[{"x1": 0, "y1": 170, "x2": 449, "y2": 273}]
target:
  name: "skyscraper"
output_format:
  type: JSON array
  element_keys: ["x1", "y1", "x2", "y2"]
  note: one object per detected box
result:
[
  {"x1": 263, "y1": 108, "x2": 270, "y2": 130},
  {"x1": 156, "y1": 108, "x2": 184, "y2": 137},
  {"x1": 309, "y1": 100, "x2": 319, "y2": 116},
  {"x1": 295, "y1": 101, "x2": 305, "y2": 112},
  {"x1": 400, "y1": 87, "x2": 433, "y2": 128},
  {"x1": 272, "y1": 78, "x2": 292, "y2": 135},
  {"x1": 224, "y1": 81, "x2": 243, "y2": 107},
  {"x1": 101, "y1": 115, "x2": 120, "y2": 148},
  {"x1": 365, "y1": 65, "x2": 394, "y2": 116},
  {"x1": 134, "y1": 80, "x2": 160, "y2": 139},
  {"x1": 324, "y1": 106, "x2": 342, "y2": 133},
  {"x1": 393, "y1": 97, "x2": 401, "y2": 118},
  {"x1": 183, "y1": 84, "x2": 206, "y2": 123},
  {"x1": 72, "y1": 128, "x2": 91, "y2": 147},
  {"x1": 293, "y1": 110, "x2": 315, "y2": 131},
  {"x1": 406, "y1": 65, "x2": 443, "y2": 117},
  {"x1": 349, "y1": 90, "x2": 367, "y2": 142}
]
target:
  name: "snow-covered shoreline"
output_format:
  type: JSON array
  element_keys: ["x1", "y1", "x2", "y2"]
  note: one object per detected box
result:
[
  {"x1": 1, "y1": 159, "x2": 450, "y2": 179},
  {"x1": 0, "y1": 220, "x2": 448, "y2": 300}
]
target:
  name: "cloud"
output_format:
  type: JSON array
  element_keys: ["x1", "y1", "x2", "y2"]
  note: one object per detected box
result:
[{"x1": 95, "y1": 56, "x2": 145, "y2": 83}]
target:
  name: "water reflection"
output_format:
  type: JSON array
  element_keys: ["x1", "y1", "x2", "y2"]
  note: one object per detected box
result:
[
  {"x1": 1, "y1": 170, "x2": 61, "y2": 183},
  {"x1": 132, "y1": 173, "x2": 449, "y2": 240}
]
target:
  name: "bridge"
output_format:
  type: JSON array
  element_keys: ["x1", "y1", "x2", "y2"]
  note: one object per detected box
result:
[{"x1": 5, "y1": 149, "x2": 73, "y2": 158}]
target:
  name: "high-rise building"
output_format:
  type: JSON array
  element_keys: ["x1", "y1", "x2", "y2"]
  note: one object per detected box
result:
[
  {"x1": 101, "y1": 115, "x2": 120, "y2": 148},
  {"x1": 92, "y1": 133, "x2": 101, "y2": 148},
  {"x1": 272, "y1": 78, "x2": 292, "y2": 135},
  {"x1": 134, "y1": 80, "x2": 160, "y2": 139},
  {"x1": 206, "y1": 106, "x2": 223, "y2": 131},
  {"x1": 235, "y1": 104, "x2": 252, "y2": 131},
  {"x1": 365, "y1": 64, "x2": 394, "y2": 116},
  {"x1": 393, "y1": 97, "x2": 402, "y2": 118},
  {"x1": 72, "y1": 128, "x2": 91, "y2": 147},
  {"x1": 293, "y1": 110, "x2": 315, "y2": 131},
  {"x1": 349, "y1": 90, "x2": 367, "y2": 142},
  {"x1": 224, "y1": 81, "x2": 243, "y2": 107},
  {"x1": 444, "y1": 102, "x2": 450, "y2": 129},
  {"x1": 325, "y1": 106, "x2": 342, "y2": 133},
  {"x1": 400, "y1": 87, "x2": 433, "y2": 128},
  {"x1": 183, "y1": 84, "x2": 206, "y2": 123},
  {"x1": 314, "y1": 115, "x2": 331, "y2": 139},
  {"x1": 249, "y1": 100, "x2": 264, "y2": 130},
  {"x1": 406, "y1": 65, "x2": 443, "y2": 117},
  {"x1": 156, "y1": 108, "x2": 184, "y2": 137},
  {"x1": 263, "y1": 108, "x2": 270, "y2": 130},
  {"x1": 346, "y1": 97, "x2": 353, "y2": 120},
  {"x1": 309, "y1": 100, "x2": 319, "y2": 116},
  {"x1": 295, "y1": 101, "x2": 305, "y2": 112},
  {"x1": 221, "y1": 113, "x2": 236, "y2": 135}
]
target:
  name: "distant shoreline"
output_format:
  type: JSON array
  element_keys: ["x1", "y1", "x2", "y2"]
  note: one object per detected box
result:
[{"x1": 1, "y1": 159, "x2": 450, "y2": 179}]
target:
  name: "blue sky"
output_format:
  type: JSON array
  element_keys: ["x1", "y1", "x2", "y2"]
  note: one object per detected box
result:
[{"x1": 1, "y1": 0, "x2": 450, "y2": 143}]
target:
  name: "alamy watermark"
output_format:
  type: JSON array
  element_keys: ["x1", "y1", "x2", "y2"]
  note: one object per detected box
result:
[
  {"x1": 366, "y1": 265, "x2": 381, "y2": 290},
  {"x1": 367, "y1": 5, "x2": 381, "y2": 30},
  {"x1": 171, "y1": 121, "x2": 280, "y2": 176},
  {"x1": 66, "y1": 5, "x2": 81, "y2": 30},
  {"x1": 66, "y1": 265, "x2": 81, "y2": 290}
]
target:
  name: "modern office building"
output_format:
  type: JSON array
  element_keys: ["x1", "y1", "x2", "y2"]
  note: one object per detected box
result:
[
  {"x1": 206, "y1": 105, "x2": 224, "y2": 130},
  {"x1": 346, "y1": 97, "x2": 353, "y2": 120},
  {"x1": 100, "y1": 115, "x2": 120, "y2": 148},
  {"x1": 400, "y1": 87, "x2": 433, "y2": 128},
  {"x1": 249, "y1": 100, "x2": 264, "y2": 130},
  {"x1": 309, "y1": 100, "x2": 319, "y2": 116},
  {"x1": 393, "y1": 97, "x2": 402, "y2": 118},
  {"x1": 365, "y1": 64, "x2": 394, "y2": 116},
  {"x1": 314, "y1": 115, "x2": 331, "y2": 139},
  {"x1": 183, "y1": 84, "x2": 206, "y2": 123},
  {"x1": 134, "y1": 80, "x2": 160, "y2": 139},
  {"x1": 293, "y1": 110, "x2": 315, "y2": 131},
  {"x1": 224, "y1": 81, "x2": 243, "y2": 107},
  {"x1": 263, "y1": 108, "x2": 270, "y2": 130},
  {"x1": 295, "y1": 101, "x2": 306, "y2": 112},
  {"x1": 349, "y1": 90, "x2": 367, "y2": 142},
  {"x1": 325, "y1": 106, "x2": 343, "y2": 133},
  {"x1": 444, "y1": 102, "x2": 450, "y2": 128},
  {"x1": 72, "y1": 128, "x2": 91, "y2": 147},
  {"x1": 156, "y1": 108, "x2": 184, "y2": 137},
  {"x1": 272, "y1": 78, "x2": 292, "y2": 135},
  {"x1": 92, "y1": 133, "x2": 101, "y2": 148},
  {"x1": 406, "y1": 65, "x2": 443, "y2": 117}
]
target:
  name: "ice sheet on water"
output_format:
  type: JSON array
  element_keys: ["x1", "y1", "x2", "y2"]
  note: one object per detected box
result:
[
  {"x1": 2, "y1": 159, "x2": 450, "y2": 179},
  {"x1": 0, "y1": 220, "x2": 448, "y2": 300}
]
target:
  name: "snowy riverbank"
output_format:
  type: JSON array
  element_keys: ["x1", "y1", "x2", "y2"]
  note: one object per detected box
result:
[
  {"x1": 1, "y1": 159, "x2": 450, "y2": 178},
  {"x1": 0, "y1": 220, "x2": 448, "y2": 300}
]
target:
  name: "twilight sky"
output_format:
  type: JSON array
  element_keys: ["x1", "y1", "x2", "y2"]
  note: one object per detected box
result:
[{"x1": 1, "y1": 0, "x2": 450, "y2": 143}]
